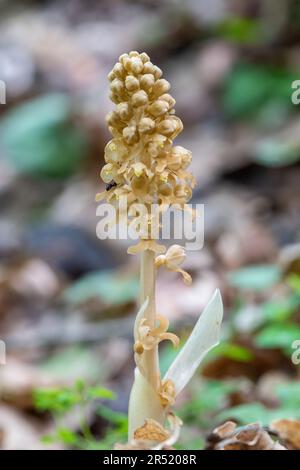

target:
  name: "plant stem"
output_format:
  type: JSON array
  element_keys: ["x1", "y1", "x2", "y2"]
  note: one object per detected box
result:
[
  {"x1": 140, "y1": 249, "x2": 160, "y2": 389},
  {"x1": 127, "y1": 247, "x2": 165, "y2": 439}
]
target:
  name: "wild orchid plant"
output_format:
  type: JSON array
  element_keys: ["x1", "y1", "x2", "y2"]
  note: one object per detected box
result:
[{"x1": 97, "y1": 51, "x2": 223, "y2": 445}]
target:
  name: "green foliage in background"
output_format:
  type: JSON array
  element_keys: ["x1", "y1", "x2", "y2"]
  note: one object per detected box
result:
[
  {"x1": 219, "y1": 382, "x2": 300, "y2": 425},
  {"x1": 63, "y1": 270, "x2": 139, "y2": 305},
  {"x1": 227, "y1": 264, "x2": 282, "y2": 292},
  {"x1": 223, "y1": 62, "x2": 297, "y2": 122},
  {"x1": 34, "y1": 380, "x2": 127, "y2": 450},
  {"x1": 217, "y1": 17, "x2": 261, "y2": 44},
  {"x1": 0, "y1": 94, "x2": 87, "y2": 178}
]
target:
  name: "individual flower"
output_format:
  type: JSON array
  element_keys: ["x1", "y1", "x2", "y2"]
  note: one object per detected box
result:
[
  {"x1": 134, "y1": 315, "x2": 179, "y2": 356},
  {"x1": 155, "y1": 244, "x2": 192, "y2": 285}
]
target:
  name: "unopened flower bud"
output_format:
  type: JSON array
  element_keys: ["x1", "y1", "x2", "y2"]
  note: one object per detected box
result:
[
  {"x1": 153, "y1": 65, "x2": 163, "y2": 79},
  {"x1": 143, "y1": 61, "x2": 155, "y2": 74},
  {"x1": 157, "y1": 118, "x2": 177, "y2": 136},
  {"x1": 160, "y1": 94, "x2": 176, "y2": 109},
  {"x1": 131, "y1": 90, "x2": 148, "y2": 107},
  {"x1": 129, "y1": 51, "x2": 139, "y2": 58},
  {"x1": 125, "y1": 75, "x2": 140, "y2": 92},
  {"x1": 138, "y1": 117, "x2": 156, "y2": 134},
  {"x1": 130, "y1": 57, "x2": 144, "y2": 74},
  {"x1": 148, "y1": 100, "x2": 169, "y2": 117},
  {"x1": 153, "y1": 79, "x2": 170, "y2": 97},
  {"x1": 113, "y1": 62, "x2": 125, "y2": 78},
  {"x1": 123, "y1": 125, "x2": 139, "y2": 144},
  {"x1": 116, "y1": 102, "x2": 132, "y2": 121},
  {"x1": 109, "y1": 91, "x2": 119, "y2": 104},
  {"x1": 140, "y1": 74, "x2": 155, "y2": 91},
  {"x1": 108, "y1": 71, "x2": 115, "y2": 82},
  {"x1": 110, "y1": 78, "x2": 125, "y2": 95},
  {"x1": 158, "y1": 182, "x2": 172, "y2": 196},
  {"x1": 105, "y1": 111, "x2": 122, "y2": 128},
  {"x1": 140, "y1": 52, "x2": 150, "y2": 63}
]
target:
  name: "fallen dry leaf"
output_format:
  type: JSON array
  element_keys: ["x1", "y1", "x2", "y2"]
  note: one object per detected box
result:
[
  {"x1": 206, "y1": 421, "x2": 286, "y2": 450},
  {"x1": 115, "y1": 413, "x2": 182, "y2": 450},
  {"x1": 270, "y1": 419, "x2": 300, "y2": 450}
]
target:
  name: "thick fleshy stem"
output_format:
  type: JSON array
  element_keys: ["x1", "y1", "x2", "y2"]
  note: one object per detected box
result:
[
  {"x1": 128, "y1": 249, "x2": 165, "y2": 440},
  {"x1": 140, "y1": 249, "x2": 160, "y2": 389}
]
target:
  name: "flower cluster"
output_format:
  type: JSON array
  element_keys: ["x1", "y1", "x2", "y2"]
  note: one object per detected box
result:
[{"x1": 97, "y1": 51, "x2": 195, "y2": 244}]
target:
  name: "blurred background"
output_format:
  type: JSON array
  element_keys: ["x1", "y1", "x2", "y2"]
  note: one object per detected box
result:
[{"x1": 1, "y1": 0, "x2": 300, "y2": 450}]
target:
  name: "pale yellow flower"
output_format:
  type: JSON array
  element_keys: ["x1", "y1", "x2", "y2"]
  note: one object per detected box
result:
[
  {"x1": 134, "y1": 315, "x2": 179, "y2": 356},
  {"x1": 155, "y1": 244, "x2": 192, "y2": 285},
  {"x1": 159, "y1": 380, "x2": 176, "y2": 407}
]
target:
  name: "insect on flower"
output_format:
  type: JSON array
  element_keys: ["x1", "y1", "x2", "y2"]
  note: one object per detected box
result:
[{"x1": 105, "y1": 180, "x2": 118, "y2": 191}]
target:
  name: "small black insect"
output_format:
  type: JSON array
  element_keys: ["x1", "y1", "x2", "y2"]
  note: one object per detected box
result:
[{"x1": 105, "y1": 180, "x2": 117, "y2": 191}]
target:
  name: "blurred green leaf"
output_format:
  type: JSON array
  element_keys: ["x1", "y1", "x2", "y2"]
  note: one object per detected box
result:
[
  {"x1": 255, "y1": 139, "x2": 300, "y2": 167},
  {"x1": 63, "y1": 270, "x2": 139, "y2": 305},
  {"x1": 57, "y1": 427, "x2": 79, "y2": 445},
  {"x1": 34, "y1": 388, "x2": 81, "y2": 414},
  {"x1": 288, "y1": 274, "x2": 300, "y2": 294},
  {"x1": 211, "y1": 342, "x2": 254, "y2": 362},
  {"x1": 41, "y1": 435, "x2": 56, "y2": 444},
  {"x1": 228, "y1": 264, "x2": 281, "y2": 292},
  {"x1": 261, "y1": 295, "x2": 300, "y2": 323},
  {"x1": 255, "y1": 323, "x2": 300, "y2": 351},
  {"x1": 40, "y1": 347, "x2": 100, "y2": 381},
  {"x1": 1, "y1": 94, "x2": 87, "y2": 177},
  {"x1": 97, "y1": 405, "x2": 128, "y2": 434},
  {"x1": 217, "y1": 17, "x2": 261, "y2": 44},
  {"x1": 179, "y1": 380, "x2": 236, "y2": 425},
  {"x1": 218, "y1": 402, "x2": 270, "y2": 425},
  {"x1": 275, "y1": 382, "x2": 300, "y2": 408},
  {"x1": 219, "y1": 382, "x2": 300, "y2": 425},
  {"x1": 223, "y1": 63, "x2": 297, "y2": 121},
  {"x1": 87, "y1": 387, "x2": 116, "y2": 401}
]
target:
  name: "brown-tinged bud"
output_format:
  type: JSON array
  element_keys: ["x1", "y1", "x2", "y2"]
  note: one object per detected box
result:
[
  {"x1": 160, "y1": 93, "x2": 176, "y2": 109},
  {"x1": 157, "y1": 118, "x2": 178, "y2": 137},
  {"x1": 123, "y1": 125, "x2": 139, "y2": 144},
  {"x1": 148, "y1": 100, "x2": 169, "y2": 117},
  {"x1": 158, "y1": 183, "x2": 172, "y2": 196},
  {"x1": 106, "y1": 111, "x2": 123, "y2": 128},
  {"x1": 129, "y1": 51, "x2": 139, "y2": 58},
  {"x1": 119, "y1": 53, "x2": 129, "y2": 64},
  {"x1": 140, "y1": 74, "x2": 155, "y2": 91},
  {"x1": 131, "y1": 90, "x2": 148, "y2": 107},
  {"x1": 108, "y1": 71, "x2": 115, "y2": 82},
  {"x1": 153, "y1": 65, "x2": 163, "y2": 79},
  {"x1": 130, "y1": 57, "x2": 144, "y2": 74},
  {"x1": 113, "y1": 62, "x2": 125, "y2": 79},
  {"x1": 143, "y1": 61, "x2": 155, "y2": 74},
  {"x1": 109, "y1": 91, "x2": 119, "y2": 104},
  {"x1": 140, "y1": 52, "x2": 150, "y2": 63},
  {"x1": 153, "y1": 79, "x2": 170, "y2": 97},
  {"x1": 167, "y1": 154, "x2": 182, "y2": 171},
  {"x1": 174, "y1": 184, "x2": 192, "y2": 201},
  {"x1": 125, "y1": 75, "x2": 140, "y2": 92},
  {"x1": 116, "y1": 102, "x2": 132, "y2": 121},
  {"x1": 110, "y1": 78, "x2": 125, "y2": 95},
  {"x1": 123, "y1": 57, "x2": 132, "y2": 72},
  {"x1": 172, "y1": 146, "x2": 192, "y2": 169},
  {"x1": 138, "y1": 117, "x2": 156, "y2": 134}
]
